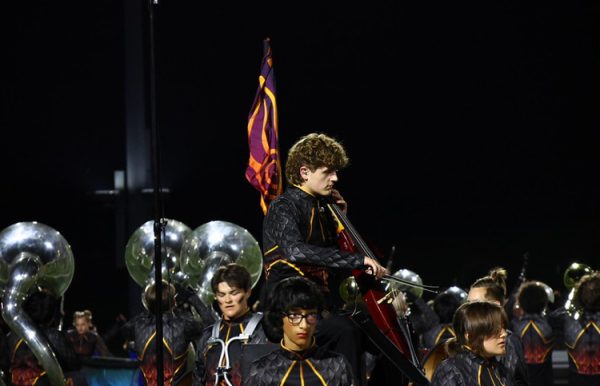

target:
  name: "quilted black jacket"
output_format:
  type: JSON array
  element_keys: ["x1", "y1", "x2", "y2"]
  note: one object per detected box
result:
[
  {"x1": 244, "y1": 342, "x2": 354, "y2": 386},
  {"x1": 550, "y1": 308, "x2": 600, "y2": 377},
  {"x1": 500, "y1": 330, "x2": 530, "y2": 386},
  {"x1": 430, "y1": 349, "x2": 514, "y2": 386},
  {"x1": 120, "y1": 309, "x2": 204, "y2": 385},
  {"x1": 262, "y1": 186, "x2": 364, "y2": 308}
]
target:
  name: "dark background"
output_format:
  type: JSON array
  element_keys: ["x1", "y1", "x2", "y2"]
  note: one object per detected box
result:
[{"x1": 3, "y1": 1, "x2": 599, "y2": 334}]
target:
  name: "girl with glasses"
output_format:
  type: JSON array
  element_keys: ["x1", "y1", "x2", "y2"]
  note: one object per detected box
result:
[{"x1": 244, "y1": 276, "x2": 355, "y2": 385}]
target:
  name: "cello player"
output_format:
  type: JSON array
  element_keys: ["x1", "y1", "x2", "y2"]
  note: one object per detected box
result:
[{"x1": 261, "y1": 132, "x2": 387, "y2": 385}]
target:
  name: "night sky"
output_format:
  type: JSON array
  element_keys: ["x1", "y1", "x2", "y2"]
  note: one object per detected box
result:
[{"x1": 3, "y1": 1, "x2": 599, "y2": 332}]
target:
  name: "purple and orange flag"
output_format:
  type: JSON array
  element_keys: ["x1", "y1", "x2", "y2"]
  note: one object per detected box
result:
[{"x1": 245, "y1": 38, "x2": 282, "y2": 215}]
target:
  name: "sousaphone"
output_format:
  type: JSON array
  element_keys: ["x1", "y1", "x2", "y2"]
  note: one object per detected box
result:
[{"x1": 0, "y1": 221, "x2": 75, "y2": 386}]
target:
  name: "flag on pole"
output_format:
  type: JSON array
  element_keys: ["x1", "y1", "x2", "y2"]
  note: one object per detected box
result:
[{"x1": 245, "y1": 38, "x2": 282, "y2": 215}]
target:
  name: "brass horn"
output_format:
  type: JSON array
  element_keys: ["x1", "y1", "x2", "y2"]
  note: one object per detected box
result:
[
  {"x1": 383, "y1": 268, "x2": 439, "y2": 298},
  {"x1": 0, "y1": 222, "x2": 75, "y2": 386},
  {"x1": 563, "y1": 262, "x2": 593, "y2": 317},
  {"x1": 563, "y1": 262, "x2": 593, "y2": 290},
  {"x1": 339, "y1": 276, "x2": 361, "y2": 307},
  {"x1": 179, "y1": 220, "x2": 263, "y2": 307},
  {"x1": 124, "y1": 218, "x2": 193, "y2": 309}
]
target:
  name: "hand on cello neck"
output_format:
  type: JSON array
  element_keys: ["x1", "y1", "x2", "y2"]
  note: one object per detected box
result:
[{"x1": 330, "y1": 189, "x2": 347, "y2": 213}]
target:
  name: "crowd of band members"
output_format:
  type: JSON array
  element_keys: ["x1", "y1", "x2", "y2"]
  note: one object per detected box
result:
[
  {"x1": 0, "y1": 263, "x2": 597, "y2": 386},
  {"x1": 0, "y1": 132, "x2": 597, "y2": 386}
]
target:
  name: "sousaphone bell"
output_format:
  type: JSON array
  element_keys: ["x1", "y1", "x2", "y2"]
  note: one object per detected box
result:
[
  {"x1": 179, "y1": 220, "x2": 262, "y2": 307},
  {"x1": 124, "y1": 218, "x2": 193, "y2": 309}
]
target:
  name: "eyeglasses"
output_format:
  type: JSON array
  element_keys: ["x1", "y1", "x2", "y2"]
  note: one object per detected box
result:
[{"x1": 283, "y1": 312, "x2": 320, "y2": 325}]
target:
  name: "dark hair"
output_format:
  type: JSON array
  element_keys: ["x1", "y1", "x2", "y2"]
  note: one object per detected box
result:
[
  {"x1": 434, "y1": 292, "x2": 462, "y2": 324},
  {"x1": 23, "y1": 290, "x2": 61, "y2": 327},
  {"x1": 264, "y1": 277, "x2": 325, "y2": 340},
  {"x1": 446, "y1": 301, "x2": 508, "y2": 357},
  {"x1": 285, "y1": 133, "x2": 349, "y2": 186},
  {"x1": 143, "y1": 280, "x2": 176, "y2": 314},
  {"x1": 517, "y1": 281, "x2": 549, "y2": 314},
  {"x1": 211, "y1": 263, "x2": 251, "y2": 293},
  {"x1": 470, "y1": 267, "x2": 508, "y2": 304},
  {"x1": 574, "y1": 272, "x2": 600, "y2": 312}
]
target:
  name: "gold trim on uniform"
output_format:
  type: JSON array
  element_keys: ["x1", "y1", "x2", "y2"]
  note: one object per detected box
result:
[{"x1": 267, "y1": 259, "x2": 305, "y2": 276}]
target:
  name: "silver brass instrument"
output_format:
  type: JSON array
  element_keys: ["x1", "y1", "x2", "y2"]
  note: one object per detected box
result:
[
  {"x1": 563, "y1": 262, "x2": 593, "y2": 318},
  {"x1": 0, "y1": 222, "x2": 75, "y2": 386},
  {"x1": 384, "y1": 268, "x2": 432, "y2": 298},
  {"x1": 124, "y1": 218, "x2": 192, "y2": 309},
  {"x1": 179, "y1": 220, "x2": 262, "y2": 307}
]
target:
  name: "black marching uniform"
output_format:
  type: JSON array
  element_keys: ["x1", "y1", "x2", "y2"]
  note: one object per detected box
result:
[
  {"x1": 194, "y1": 311, "x2": 271, "y2": 386},
  {"x1": 422, "y1": 323, "x2": 457, "y2": 352},
  {"x1": 121, "y1": 308, "x2": 203, "y2": 386},
  {"x1": 262, "y1": 186, "x2": 366, "y2": 383},
  {"x1": 551, "y1": 308, "x2": 600, "y2": 386},
  {"x1": 262, "y1": 186, "x2": 364, "y2": 306},
  {"x1": 501, "y1": 331, "x2": 530, "y2": 386},
  {"x1": 431, "y1": 349, "x2": 514, "y2": 386},
  {"x1": 65, "y1": 330, "x2": 111, "y2": 358},
  {"x1": 6, "y1": 327, "x2": 88, "y2": 386},
  {"x1": 244, "y1": 340, "x2": 354, "y2": 386},
  {"x1": 511, "y1": 313, "x2": 554, "y2": 386}
]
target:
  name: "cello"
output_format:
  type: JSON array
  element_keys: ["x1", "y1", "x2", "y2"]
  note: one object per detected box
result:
[{"x1": 327, "y1": 202, "x2": 430, "y2": 386}]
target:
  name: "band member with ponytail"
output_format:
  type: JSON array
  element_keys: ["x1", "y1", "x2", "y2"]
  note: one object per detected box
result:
[
  {"x1": 194, "y1": 263, "x2": 271, "y2": 386},
  {"x1": 430, "y1": 301, "x2": 513, "y2": 386},
  {"x1": 511, "y1": 281, "x2": 555, "y2": 386},
  {"x1": 467, "y1": 267, "x2": 530, "y2": 386},
  {"x1": 245, "y1": 276, "x2": 355, "y2": 386},
  {"x1": 550, "y1": 272, "x2": 600, "y2": 386},
  {"x1": 261, "y1": 132, "x2": 387, "y2": 385}
]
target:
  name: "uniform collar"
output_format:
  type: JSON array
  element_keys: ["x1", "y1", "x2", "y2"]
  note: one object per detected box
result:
[
  {"x1": 279, "y1": 337, "x2": 318, "y2": 360},
  {"x1": 222, "y1": 310, "x2": 253, "y2": 325}
]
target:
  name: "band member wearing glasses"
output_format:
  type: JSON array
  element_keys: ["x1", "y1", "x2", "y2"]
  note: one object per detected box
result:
[{"x1": 245, "y1": 276, "x2": 355, "y2": 386}]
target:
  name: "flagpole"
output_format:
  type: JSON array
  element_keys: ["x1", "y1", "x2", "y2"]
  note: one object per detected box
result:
[{"x1": 147, "y1": 0, "x2": 165, "y2": 385}]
